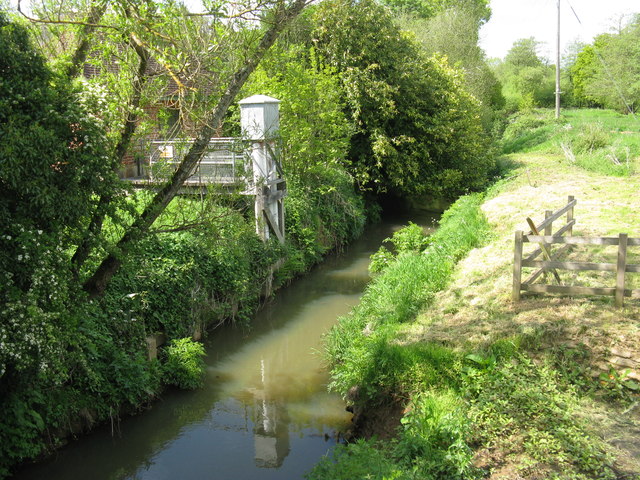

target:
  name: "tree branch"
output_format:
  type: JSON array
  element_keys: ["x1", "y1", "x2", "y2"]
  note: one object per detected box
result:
[
  {"x1": 17, "y1": 0, "x2": 118, "y2": 30},
  {"x1": 65, "y1": 0, "x2": 110, "y2": 78},
  {"x1": 83, "y1": 0, "x2": 310, "y2": 298},
  {"x1": 72, "y1": 31, "x2": 151, "y2": 275}
]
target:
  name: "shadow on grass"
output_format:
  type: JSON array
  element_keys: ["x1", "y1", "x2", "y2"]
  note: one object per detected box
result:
[{"x1": 502, "y1": 127, "x2": 556, "y2": 154}]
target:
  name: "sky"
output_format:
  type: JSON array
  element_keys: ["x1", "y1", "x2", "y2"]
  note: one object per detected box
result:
[{"x1": 479, "y1": 0, "x2": 639, "y2": 61}]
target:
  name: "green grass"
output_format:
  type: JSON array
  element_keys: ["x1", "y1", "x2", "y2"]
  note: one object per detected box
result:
[
  {"x1": 324, "y1": 194, "x2": 490, "y2": 398},
  {"x1": 501, "y1": 108, "x2": 640, "y2": 176},
  {"x1": 310, "y1": 152, "x2": 640, "y2": 479}
]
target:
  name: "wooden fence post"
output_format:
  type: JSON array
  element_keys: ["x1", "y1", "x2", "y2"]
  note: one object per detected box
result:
[
  {"x1": 567, "y1": 195, "x2": 575, "y2": 235},
  {"x1": 544, "y1": 210, "x2": 553, "y2": 236},
  {"x1": 513, "y1": 230, "x2": 524, "y2": 302},
  {"x1": 616, "y1": 233, "x2": 628, "y2": 307}
]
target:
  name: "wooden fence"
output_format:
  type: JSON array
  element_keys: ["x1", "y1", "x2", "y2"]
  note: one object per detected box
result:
[{"x1": 513, "y1": 196, "x2": 640, "y2": 307}]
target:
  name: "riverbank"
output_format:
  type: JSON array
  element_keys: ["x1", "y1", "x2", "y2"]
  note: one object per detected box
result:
[
  {"x1": 310, "y1": 150, "x2": 640, "y2": 479},
  {"x1": 16, "y1": 213, "x2": 444, "y2": 480},
  {"x1": 1, "y1": 170, "x2": 367, "y2": 478}
]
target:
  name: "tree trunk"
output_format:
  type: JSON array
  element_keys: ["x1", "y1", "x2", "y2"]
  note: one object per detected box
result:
[
  {"x1": 83, "y1": 0, "x2": 309, "y2": 298},
  {"x1": 72, "y1": 33, "x2": 151, "y2": 276},
  {"x1": 65, "y1": 0, "x2": 109, "y2": 79}
]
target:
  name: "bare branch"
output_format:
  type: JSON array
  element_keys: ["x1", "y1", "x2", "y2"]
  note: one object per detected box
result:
[{"x1": 17, "y1": 0, "x2": 119, "y2": 30}]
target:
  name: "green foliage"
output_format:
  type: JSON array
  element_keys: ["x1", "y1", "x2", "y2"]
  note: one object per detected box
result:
[
  {"x1": 310, "y1": 0, "x2": 495, "y2": 197},
  {"x1": 500, "y1": 109, "x2": 557, "y2": 153},
  {"x1": 467, "y1": 356, "x2": 618, "y2": 479},
  {"x1": 369, "y1": 222, "x2": 429, "y2": 273},
  {"x1": 308, "y1": 390, "x2": 478, "y2": 480},
  {"x1": 569, "y1": 43, "x2": 603, "y2": 108},
  {"x1": 400, "y1": 5, "x2": 505, "y2": 127},
  {"x1": 244, "y1": 44, "x2": 352, "y2": 178},
  {"x1": 161, "y1": 338, "x2": 206, "y2": 390},
  {"x1": 325, "y1": 193, "x2": 489, "y2": 398},
  {"x1": 284, "y1": 166, "x2": 366, "y2": 270},
  {"x1": 307, "y1": 439, "x2": 406, "y2": 480},
  {"x1": 106, "y1": 200, "x2": 276, "y2": 335},
  {"x1": 494, "y1": 38, "x2": 556, "y2": 112},
  {"x1": 396, "y1": 391, "x2": 478, "y2": 479},
  {"x1": 570, "y1": 16, "x2": 640, "y2": 112},
  {"x1": 562, "y1": 121, "x2": 612, "y2": 159},
  {"x1": 379, "y1": 0, "x2": 491, "y2": 22},
  {"x1": 500, "y1": 108, "x2": 639, "y2": 176}
]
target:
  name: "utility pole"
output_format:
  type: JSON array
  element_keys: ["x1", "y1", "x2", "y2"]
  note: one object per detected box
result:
[{"x1": 555, "y1": 0, "x2": 561, "y2": 119}]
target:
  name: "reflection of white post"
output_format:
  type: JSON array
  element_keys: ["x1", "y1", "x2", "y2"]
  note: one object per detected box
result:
[{"x1": 239, "y1": 95, "x2": 285, "y2": 243}]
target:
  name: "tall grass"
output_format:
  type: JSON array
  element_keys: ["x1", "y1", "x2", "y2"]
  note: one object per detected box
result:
[
  {"x1": 324, "y1": 193, "x2": 490, "y2": 399},
  {"x1": 500, "y1": 108, "x2": 639, "y2": 176}
]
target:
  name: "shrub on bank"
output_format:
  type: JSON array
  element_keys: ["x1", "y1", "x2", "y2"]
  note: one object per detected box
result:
[{"x1": 161, "y1": 338, "x2": 206, "y2": 390}]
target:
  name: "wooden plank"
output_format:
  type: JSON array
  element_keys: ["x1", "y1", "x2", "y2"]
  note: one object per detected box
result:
[
  {"x1": 627, "y1": 264, "x2": 640, "y2": 273},
  {"x1": 566, "y1": 196, "x2": 575, "y2": 236},
  {"x1": 513, "y1": 230, "x2": 524, "y2": 302},
  {"x1": 522, "y1": 284, "x2": 637, "y2": 297},
  {"x1": 534, "y1": 198, "x2": 577, "y2": 231},
  {"x1": 524, "y1": 236, "x2": 640, "y2": 246},
  {"x1": 616, "y1": 233, "x2": 628, "y2": 307},
  {"x1": 524, "y1": 235, "x2": 622, "y2": 245},
  {"x1": 523, "y1": 284, "x2": 616, "y2": 296},
  {"x1": 523, "y1": 260, "x2": 616, "y2": 272},
  {"x1": 544, "y1": 211, "x2": 553, "y2": 236},
  {"x1": 263, "y1": 207, "x2": 285, "y2": 244},
  {"x1": 526, "y1": 218, "x2": 562, "y2": 284},
  {"x1": 523, "y1": 244, "x2": 572, "y2": 285},
  {"x1": 553, "y1": 219, "x2": 576, "y2": 238},
  {"x1": 525, "y1": 220, "x2": 575, "y2": 261}
]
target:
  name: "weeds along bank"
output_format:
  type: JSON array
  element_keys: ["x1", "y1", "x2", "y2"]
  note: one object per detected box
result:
[
  {"x1": 0, "y1": 170, "x2": 365, "y2": 477},
  {"x1": 309, "y1": 110, "x2": 640, "y2": 480}
]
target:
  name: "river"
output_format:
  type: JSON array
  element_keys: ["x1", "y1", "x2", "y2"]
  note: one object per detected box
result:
[{"x1": 15, "y1": 210, "x2": 438, "y2": 480}]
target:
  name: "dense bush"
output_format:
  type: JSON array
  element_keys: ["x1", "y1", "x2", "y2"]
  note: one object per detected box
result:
[
  {"x1": 284, "y1": 167, "x2": 366, "y2": 269},
  {"x1": 161, "y1": 338, "x2": 206, "y2": 390}
]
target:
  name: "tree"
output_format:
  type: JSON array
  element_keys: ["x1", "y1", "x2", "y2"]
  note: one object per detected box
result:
[
  {"x1": 494, "y1": 38, "x2": 555, "y2": 111},
  {"x1": 14, "y1": 0, "x2": 311, "y2": 296},
  {"x1": 399, "y1": 5, "x2": 504, "y2": 127},
  {"x1": 0, "y1": 12, "x2": 125, "y2": 470},
  {"x1": 242, "y1": 44, "x2": 352, "y2": 179},
  {"x1": 379, "y1": 0, "x2": 490, "y2": 23},
  {"x1": 571, "y1": 16, "x2": 640, "y2": 112},
  {"x1": 309, "y1": 0, "x2": 494, "y2": 197}
]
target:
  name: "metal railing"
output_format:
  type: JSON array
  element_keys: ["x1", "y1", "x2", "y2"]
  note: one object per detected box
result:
[{"x1": 148, "y1": 138, "x2": 248, "y2": 185}]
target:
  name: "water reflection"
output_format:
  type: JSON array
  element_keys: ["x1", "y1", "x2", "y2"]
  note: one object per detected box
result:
[
  {"x1": 14, "y1": 211, "x2": 439, "y2": 480},
  {"x1": 251, "y1": 360, "x2": 290, "y2": 468}
]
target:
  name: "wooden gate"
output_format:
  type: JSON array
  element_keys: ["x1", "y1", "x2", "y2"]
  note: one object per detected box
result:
[{"x1": 513, "y1": 196, "x2": 640, "y2": 307}]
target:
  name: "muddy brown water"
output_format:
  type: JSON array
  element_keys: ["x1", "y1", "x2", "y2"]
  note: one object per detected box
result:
[{"x1": 15, "y1": 211, "x2": 438, "y2": 480}]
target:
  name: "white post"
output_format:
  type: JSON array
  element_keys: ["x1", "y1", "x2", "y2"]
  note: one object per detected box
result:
[
  {"x1": 555, "y1": 0, "x2": 561, "y2": 119},
  {"x1": 239, "y1": 95, "x2": 282, "y2": 242}
]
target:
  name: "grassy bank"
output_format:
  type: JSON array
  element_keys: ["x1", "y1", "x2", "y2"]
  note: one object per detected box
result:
[{"x1": 309, "y1": 109, "x2": 640, "y2": 480}]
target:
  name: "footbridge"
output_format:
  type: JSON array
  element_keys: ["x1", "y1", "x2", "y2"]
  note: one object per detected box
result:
[{"x1": 125, "y1": 95, "x2": 286, "y2": 243}]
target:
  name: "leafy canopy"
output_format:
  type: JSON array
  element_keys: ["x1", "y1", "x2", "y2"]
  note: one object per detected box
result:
[{"x1": 310, "y1": 0, "x2": 494, "y2": 197}]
